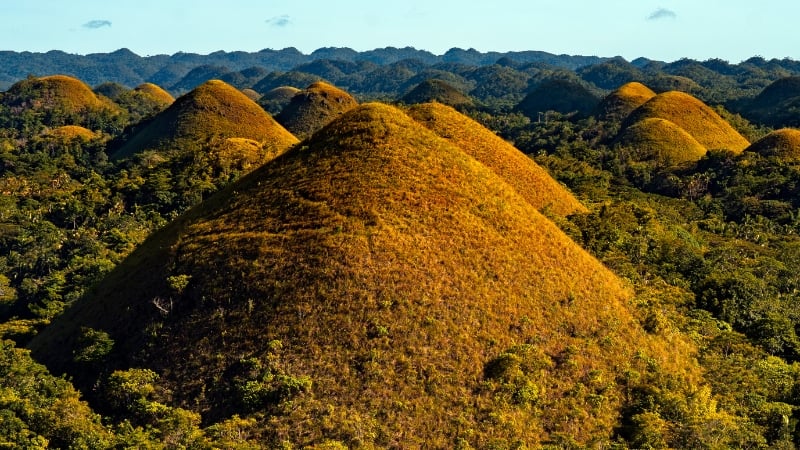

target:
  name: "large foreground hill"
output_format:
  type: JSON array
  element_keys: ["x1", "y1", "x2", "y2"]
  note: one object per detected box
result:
[{"x1": 30, "y1": 103, "x2": 698, "y2": 447}]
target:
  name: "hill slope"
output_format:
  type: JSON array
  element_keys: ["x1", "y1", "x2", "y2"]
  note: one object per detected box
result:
[
  {"x1": 30, "y1": 103, "x2": 697, "y2": 447},
  {"x1": 623, "y1": 91, "x2": 750, "y2": 152},
  {"x1": 400, "y1": 79, "x2": 474, "y2": 108},
  {"x1": 133, "y1": 82, "x2": 175, "y2": 107},
  {"x1": 516, "y1": 79, "x2": 601, "y2": 119},
  {"x1": 111, "y1": 79, "x2": 297, "y2": 159},
  {"x1": 616, "y1": 117, "x2": 707, "y2": 165},
  {"x1": 597, "y1": 81, "x2": 656, "y2": 121},
  {"x1": 746, "y1": 128, "x2": 800, "y2": 160},
  {"x1": 275, "y1": 81, "x2": 358, "y2": 139},
  {"x1": 406, "y1": 102, "x2": 587, "y2": 215}
]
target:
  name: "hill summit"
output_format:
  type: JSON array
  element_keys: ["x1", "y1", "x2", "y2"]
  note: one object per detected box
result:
[
  {"x1": 31, "y1": 102, "x2": 697, "y2": 447},
  {"x1": 111, "y1": 79, "x2": 297, "y2": 159},
  {"x1": 597, "y1": 81, "x2": 656, "y2": 120},
  {"x1": 616, "y1": 117, "x2": 707, "y2": 166},
  {"x1": 275, "y1": 81, "x2": 359, "y2": 139}
]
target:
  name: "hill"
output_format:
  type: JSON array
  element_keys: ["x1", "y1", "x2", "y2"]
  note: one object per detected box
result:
[
  {"x1": 597, "y1": 81, "x2": 656, "y2": 121},
  {"x1": 258, "y1": 86, "x2": 301, "y2": 115},
  {"x1": 406, "y1": 102, "x2": 587, "y2": 215},
  {"x1": 275, "y1": 81, "x2": 358, "y2": 139},
  {"x1": 516, "y1": 79, "x2": 601, "y2": 119},
  {"x1": 30, "y1": 103, "x2": 696, "y2": 447},
  {"x1": 1, "y1": 75, "x2": 122, "y2": 128},
  {"x1": 111, "y1": 79, "x2": 297, "y2": 159},
  {"x1": 133, "y1": 82, "x2": 175, "y2": 107},
  {"x1": 746, "y1": 128, "x2": 800, "y2": 160},
  {"x1": 616, "y1": 117, "x2": 707, "y2": 165},
  {"x1": 45, "y1": 125, "x2": 98, "y2": 141},
  {"x1": 741, "y1": 77, "x2": 800, "y2": 127},
  {"x1": 623, "y1": 91, "x2": 750, "y2": 152},
  {"x1": 400, "y1": 79, "x2": 474, "y2": 108}
]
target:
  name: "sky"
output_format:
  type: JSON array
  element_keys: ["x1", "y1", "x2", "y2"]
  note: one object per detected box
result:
[{"x1": 1, "y1": 0, "x2": 798, "y2": 63}]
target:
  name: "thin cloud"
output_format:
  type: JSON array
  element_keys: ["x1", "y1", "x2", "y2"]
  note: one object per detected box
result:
[
  {"x1": 647, "y1": 8, "x2": 677, "y2": 21},
  {"x1": 266, "y1": 15, "x2": 291, "y2": 27},
  {"x1": 83, "y1": 19, "x2": 111, "y2": 29}
]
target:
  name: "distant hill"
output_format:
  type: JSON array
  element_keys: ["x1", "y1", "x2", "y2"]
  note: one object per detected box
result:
[
  {"x1": 170, "y1": 65, "x2": 231, "y2": 94},
  {"x1": 45, "y1": 125, "x2": 98, "y2": 141},
  {"x1": 597, "y1": 82, "x2": 656, "y2": 121},
  {"x1": 741, "y1": 77, "x2": 800, "y2": 127},
  {"x1": 111, "y1": 79, "x2": 296, "y2": 159},
  {"x1": 133, "y1": 82, "x2": 175, "y2": 107},
  {"x1": 258, "y1": 86, "x2": 301, "y2": 115},
  {"x1": 616, "y1": 117, "x2": 707, "y2": 165},
  {"x1": 746, "y1": 128, "x2": 800, "y2": 161},
  {"x1": 623, "y1": 91, "x2": 750, "y2": 152},
  {"x1": 400, "y1": 79, "x2": 474, "y2": 108},
  {"x1": 516, "y1": 79, "x2": 601, "y2": 119},
  {"x1": 30, "y1": 102, "x2": 695, "y2": 447},
  {"x1": 275, "y1": 81, "x2": 358, "y2": 139},
  {"x1": 406, "y1": 102, "x2": 587, "y2": 215}
]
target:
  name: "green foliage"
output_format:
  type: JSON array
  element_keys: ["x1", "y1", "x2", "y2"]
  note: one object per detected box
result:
[{"x1": 73, "y1": 327, "x2": 114, "y2": 363}]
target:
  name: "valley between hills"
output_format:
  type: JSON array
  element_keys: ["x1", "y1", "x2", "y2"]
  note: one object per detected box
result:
[{"x1": 3, "y1": 48, "x2": 800, "y2": 448}]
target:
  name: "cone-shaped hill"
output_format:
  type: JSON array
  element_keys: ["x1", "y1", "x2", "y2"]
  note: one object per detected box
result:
[
  {"x1": 133, "y1": 82, "x2": 175, "y2": 107},
  {"x1": 275, "y1": 81, "x2": 359, "y2": 139},
  {"x1": 1, "y1": 75, "x2": 122, "y2": 125},
  {"x1": 746, "y1": 128, "x2": 800, "y2": 161},
  {"x1": 597, "y1": 81, "x2": 656, "y2": 121},
  {"x1": 742, "y1": 77, "x2": 800, "y2": 127},
  {"x1": 258, "y1": 86, "x2": 301, "y2": 115},
  {"x1": 616, "y1": 118, "x2": 707, "y2": 166},
  {"x1": 401, "y1": 79, "x2": 474, "y2": 108},
  {"x1": 623, "y1": 91, "x2": 750, "y2": 153},
  {"x1": 111, "y1": 79, "x2": 297, "y2": 160},
  {"x1": 406, "y1": 102, "x2": 587, "y2": 215},
  {"x1": 31, "y1": 103, "x2": 698, "y2": 447},
  {"x1": 516, "y1": 79, "x2": 601, "y2": 119}
]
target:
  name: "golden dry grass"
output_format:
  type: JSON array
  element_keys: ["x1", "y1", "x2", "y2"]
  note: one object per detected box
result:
[
  {"x1": 746, "y1": 128, "x2": 800, "y2": 160},
  {"x1": 406, "y1": 102, "x2": 587, "y2": 215},
  {"x1": 597, "y1": 81, "x2": 656, "y2": 120},
  {"x1": 3, "y1": 74, "x2": 121, "y2": 116},
  {"x1": 275, "y1": 81, "x2": 358, "y2": 139},
  {"x1": 624, "y1": 91, "x2": 750, "y2": 152},
  {"x1": 617, "y1": 117, "x2": 708, "y2": 165},
  {"x1": 45, "y1": 125, "x2": 97, "y2": 141},
  {"x1": 112, "y1": 79, "x2": 298, "y2": 159},
  {"x1": 31, "y1": 103, "x2": 699, "y2": 447},
  {"x1": 133, "y1": 82, "x2": 175, "y2": 106}
]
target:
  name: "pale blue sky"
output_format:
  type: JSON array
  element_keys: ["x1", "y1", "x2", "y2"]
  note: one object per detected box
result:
[{"x1": 1, "y1": 0, "x2": 798, "y2": 62}]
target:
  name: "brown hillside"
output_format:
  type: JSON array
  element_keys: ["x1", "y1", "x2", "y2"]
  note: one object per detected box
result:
[
  {"x1": 623, "y1": 91, "x2": 750, "y2": 152},
  {"x1": 240, "y1": 88, "x2": 261, "y2": 102},
  {"x1": 31, "y1": 103, "x2": 698, "y2": 447},
  {"x1": 45, "y1": 125, "x2": 97, "y2": 141},
  {"x1": 112, "y1": 79, "x2": 297, "y2": 159},
  {"x1": 597, "y1": 81, "x2": 656, "y2": 120},
  {"x1": 133, "y1": 82, "x2": 175, "y2": 107},
  {"x1": 746, "y1": 128, "x2": 800, "y2": 160},
  {"x1": 275, "y1": 81, "x2": 358, "y2": 139},
  {"x1": 406, "y1": 102, "x2": 587, "y2": 215},
  {"x1": 617, "y1": 118, "x2": 707, "y2": 165},
  {"x1": 1, "y1": 74, "x2": 121, "y2": 120}
]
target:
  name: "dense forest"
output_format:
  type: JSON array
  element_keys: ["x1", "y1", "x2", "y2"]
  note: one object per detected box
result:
[{"x1": 3, "y1": 48, "x2": 800, "y2": 448}]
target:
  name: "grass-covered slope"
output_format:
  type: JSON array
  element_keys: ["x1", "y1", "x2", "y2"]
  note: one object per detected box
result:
[
  {"x1": 275, "y1": 81, "x2": 358, "y2": 139},
  {"x1": 597, "y1": 81, "x2": 656, "y2": 121},
  {"x1": 258, "y1": 86, "x2": 301, "y2": 115},
  {"x1": 617, "y1": 117, "x2": 707, "y2": 165},
  {"x1": 400, "y1": 79, "x2": 474, "y2": 108},
  {"x1": 746, "y1": 128, "x2": 800, "y2": 160},
  {"x1": 406, "y1": 102, "x2": 587, "y2": 215},
  {"x1": 46, "y1": 125, "x2": 98, "y2": 141},
  {"x1": 30, "y1": 103, "x2": 696, "y2": 447},
  {"x1": 133, "y1": 82, "x2": 175, "y2": 107},
  {"x1": 111, "y1": 79, "x2": 297, "y2": 159},
  {"x1": 624, "y1": 91, "x2": 750, "y2": 152}
]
